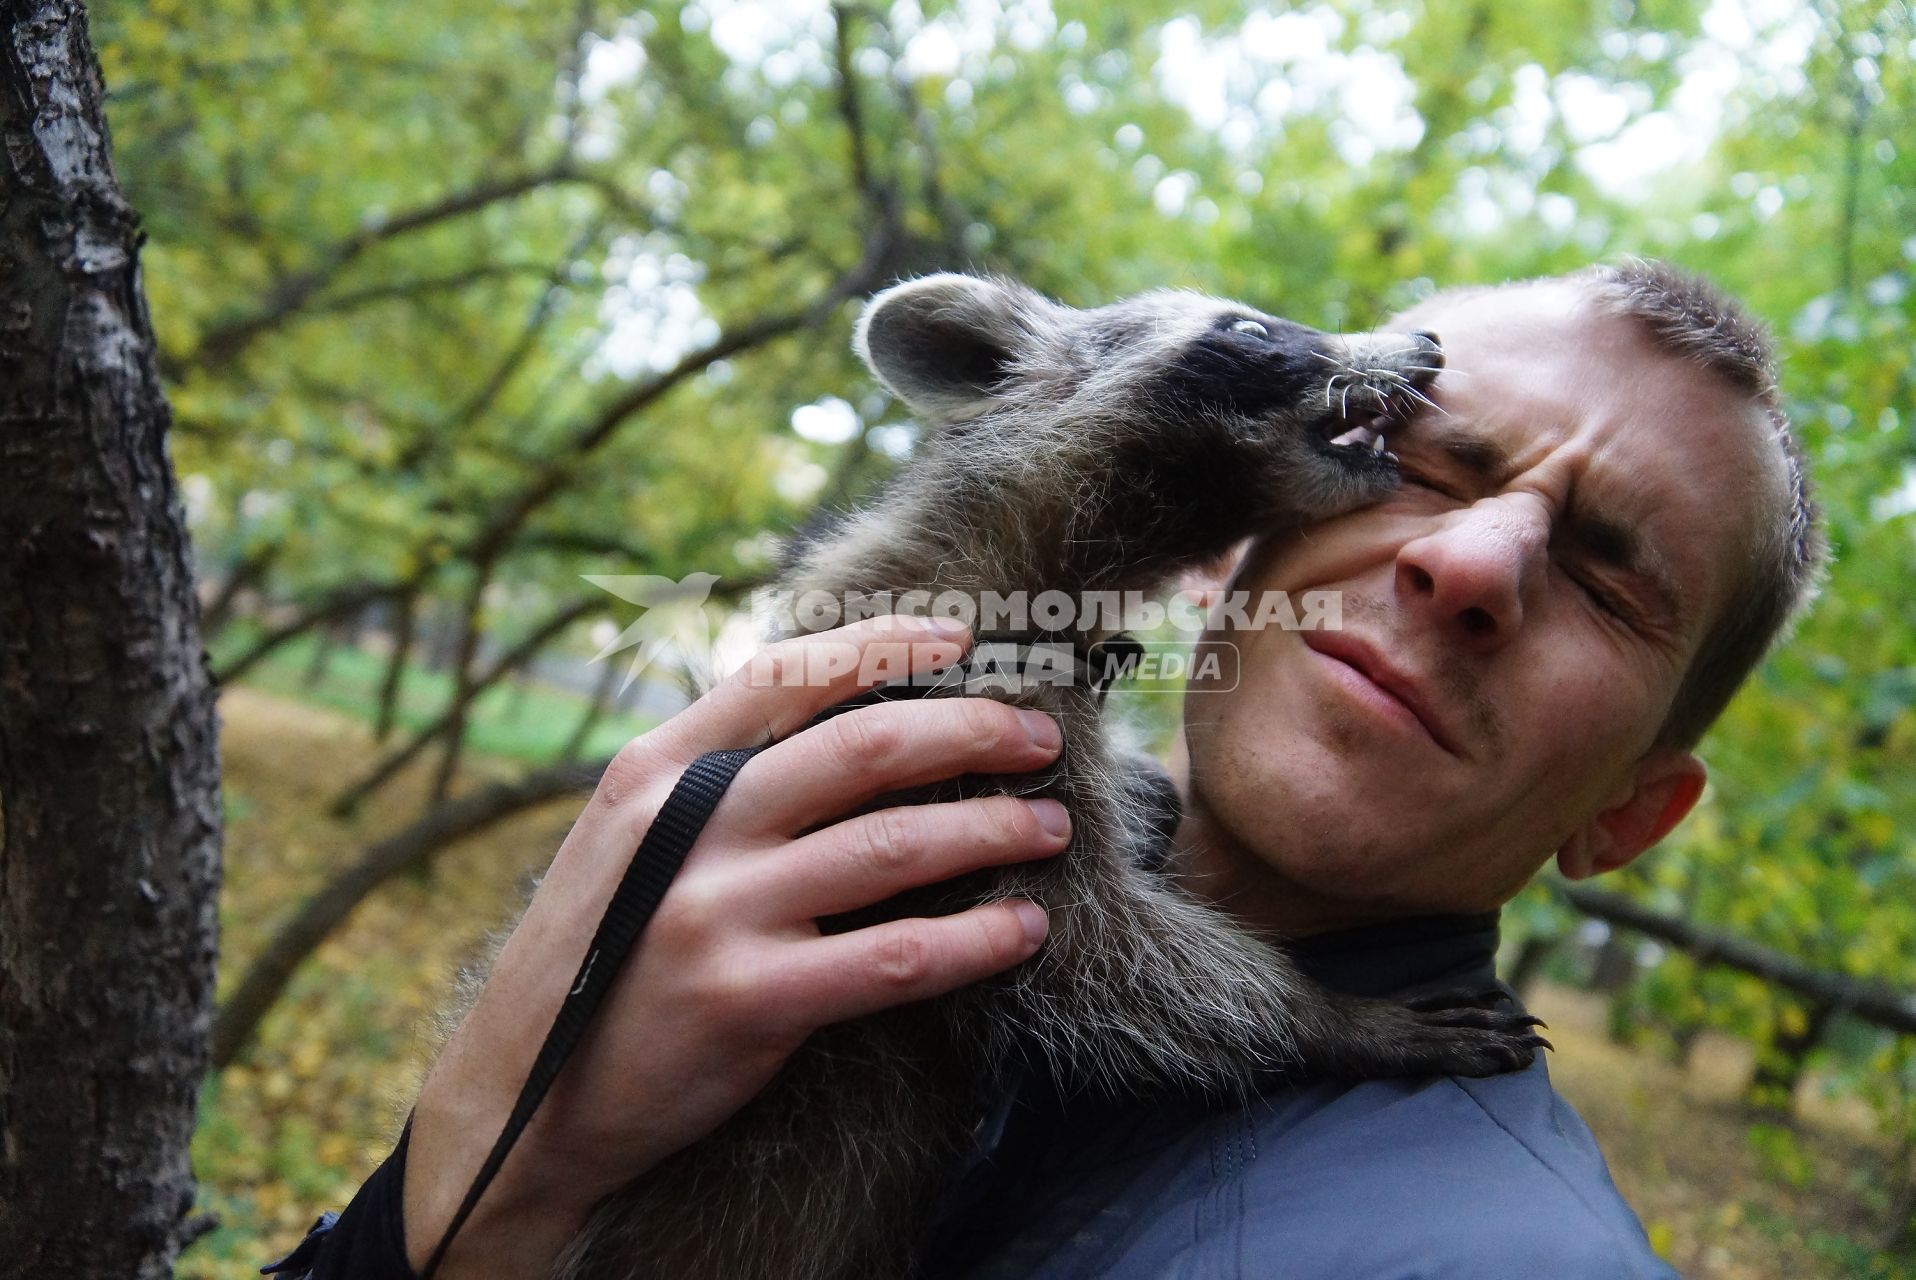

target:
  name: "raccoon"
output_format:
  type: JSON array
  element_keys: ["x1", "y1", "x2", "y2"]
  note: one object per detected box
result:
[{"x1": 555, "y1": 275, "x2": 1546, "y2": 1280}]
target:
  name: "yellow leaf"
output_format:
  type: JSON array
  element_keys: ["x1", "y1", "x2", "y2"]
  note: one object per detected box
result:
[{"x1": 290, "y1": 1039, "x2": 326, "y2": 1080}]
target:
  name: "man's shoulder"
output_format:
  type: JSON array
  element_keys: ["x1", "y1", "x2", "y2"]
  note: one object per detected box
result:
[
  {"x1": 928, "y1": 1054, "x2": 1675, "y2": 1280},
  {"x1": 1221, "y1": 1057, "x2": 1675, "y2": 1278}
]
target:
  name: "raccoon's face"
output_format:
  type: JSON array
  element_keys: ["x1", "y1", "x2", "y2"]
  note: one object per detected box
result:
[{"x1": 853, "y1": 273, "x2": 1440, "y2": 519}]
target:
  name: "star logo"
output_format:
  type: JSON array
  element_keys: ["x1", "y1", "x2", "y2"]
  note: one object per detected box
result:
[{"x1": 582, "y1": 572, "x2": 723, "y2": 692}]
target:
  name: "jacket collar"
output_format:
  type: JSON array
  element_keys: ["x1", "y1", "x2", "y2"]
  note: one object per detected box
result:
[{"x1": 1287, "y1": 910, "x2": 1503, "y2": 998}]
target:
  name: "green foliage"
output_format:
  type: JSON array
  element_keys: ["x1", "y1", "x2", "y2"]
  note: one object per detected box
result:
[{"x1": 1750, "y1": 1121, "x2": 1817, "y2": 1189}]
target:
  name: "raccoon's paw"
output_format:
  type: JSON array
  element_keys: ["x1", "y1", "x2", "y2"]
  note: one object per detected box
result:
[{"x1": 1394, "y1": 988, "x2": 1552, "y2": 1078}]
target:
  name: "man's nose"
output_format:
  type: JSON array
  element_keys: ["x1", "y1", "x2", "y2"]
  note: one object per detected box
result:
[{"x1": 1393, "y1": 498, "x2": 1549, "y2": 648}]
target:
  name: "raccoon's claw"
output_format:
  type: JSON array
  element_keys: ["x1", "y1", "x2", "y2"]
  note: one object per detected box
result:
[
  {"x1": 1315, "y1": 988, "x2": 1552, "y2": 1082},
  {"x1": 1392, "y1": 988, "x2": 1552, "y2": 1078}
]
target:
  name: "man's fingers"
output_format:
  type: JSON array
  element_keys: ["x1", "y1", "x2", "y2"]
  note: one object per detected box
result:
[
  {"x1": 728, "y1": 697, "x2": 1062, "y2": 838},
  {"x1": 757, "y1": 796, "x2": 1071, "y2": 920},
  {"x1": 770, "y1": 899, "x2": 1050, "y2": 1028},
  {"x1": 662, "y1": 615, "x2": 972, "y2": 759},
  {"x1": 588, "y1": 615, "x2": 972, "y2": 814}
]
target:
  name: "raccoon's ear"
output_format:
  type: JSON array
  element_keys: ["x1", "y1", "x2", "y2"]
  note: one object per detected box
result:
[{"x1": 854, "y1": 274, "x2": 1054, "y2": 423}]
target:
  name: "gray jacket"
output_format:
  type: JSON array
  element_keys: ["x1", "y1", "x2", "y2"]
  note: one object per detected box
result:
[{"x1": 918, "y1": 912, "x2": 1675, "y2": 1280}]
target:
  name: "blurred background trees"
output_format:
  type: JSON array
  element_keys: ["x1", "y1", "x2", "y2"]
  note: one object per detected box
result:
[{"x1": 82, "y1": 0, "x2": 1914, "y2": 1273}]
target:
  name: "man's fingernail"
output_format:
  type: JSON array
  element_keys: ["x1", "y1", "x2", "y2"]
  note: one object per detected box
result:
[
  {"x1": 1017, "y1": 709, "x2": 1060, "y2": 750},
  {"x1": 1028, "y1": 799, "x2": 1071, "y2": 838},
  {"x1": 1011, "y1": 900, "x2": 1048, "y2": 946}
]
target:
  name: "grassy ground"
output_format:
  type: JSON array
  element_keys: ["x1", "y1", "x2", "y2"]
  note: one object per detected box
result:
[
  {"x1": 1535, "y1": 984, "x2": 1903, "y2": 1278},
  {"x1": 182, "y1": 678, "x2": 1907, "y2": 1278}
]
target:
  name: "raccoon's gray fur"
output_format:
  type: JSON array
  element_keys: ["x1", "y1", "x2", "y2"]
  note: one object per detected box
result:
[{"x1": 556, "y1": 275, "x2": 1546, "y2": 1280}]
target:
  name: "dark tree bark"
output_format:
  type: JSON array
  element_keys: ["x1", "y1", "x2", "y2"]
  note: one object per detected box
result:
[{"x1": 0, "y1": 4, "x2": 223, "y2": 1277}]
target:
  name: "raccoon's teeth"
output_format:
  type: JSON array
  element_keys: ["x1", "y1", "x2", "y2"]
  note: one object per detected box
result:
[
  {"x1": 1328, "y1": 425, "x2": 1378, "y2": 449},
  {"x1": 1370, "y1": 431, "x2": 1389, "y2": 454}
]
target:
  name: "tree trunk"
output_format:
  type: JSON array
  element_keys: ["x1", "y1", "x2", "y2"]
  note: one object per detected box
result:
[
  {"x1": 1748, "y1": 998, "x2": 1836, "y2": 1115},
  {"x1": 428, "y1": 565, "x2": 494, "y2": 803},
  {"x1": 331, "y1": 596, "x2": 592, "y2": 816},
  {"x1": 201, "y1": 542, "x2": 277, "y2": 636},
  {"x1": 1589, "y1": 930, "x2": 1637, "y2": 994},
  {"x1": 0, "y1": 5, "x2": 223, "y2": 1278},
  {"x1": 374, "y1": 590, "x2": 419, "y2": 742}
]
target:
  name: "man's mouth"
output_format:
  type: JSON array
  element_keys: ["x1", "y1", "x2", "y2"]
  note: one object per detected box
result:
[{"x1": 1301, "y1": 630, "x2": 1464, "y2": 758}]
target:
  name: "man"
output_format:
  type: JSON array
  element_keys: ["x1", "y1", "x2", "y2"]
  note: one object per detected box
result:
[{"x1": 270, "y1": 261, "x2": 1823, "y2": 1277}]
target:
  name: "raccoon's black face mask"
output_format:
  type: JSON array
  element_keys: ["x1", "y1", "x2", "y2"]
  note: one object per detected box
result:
[{"x1": 1150, "y1": 311, "x2": 1354, "y2": 421}]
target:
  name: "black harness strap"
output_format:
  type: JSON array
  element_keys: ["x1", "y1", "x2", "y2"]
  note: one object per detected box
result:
[{"x1": 419, "y1": 745, "x2": 764, "y2": 1279}]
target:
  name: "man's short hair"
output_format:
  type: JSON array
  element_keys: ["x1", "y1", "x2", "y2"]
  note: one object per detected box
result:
[
  {"x1": 1577, "y1": 259, "x2": 1826, "y2": 747},
  {"x1": 1400, "y1": 259, "x2": 1829, "y2": 748}
]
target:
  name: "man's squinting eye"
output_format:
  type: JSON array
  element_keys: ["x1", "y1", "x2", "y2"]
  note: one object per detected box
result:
[
  {"x1": 1396, "y1": 459, "x2": 1637, "y2": 624},
  {"x1": 1394, "y1": 461, "x2": 1460, "y2": 500},
  {"x1": 1563, "y1": 565, "x2": 1626, "y2": 618}
]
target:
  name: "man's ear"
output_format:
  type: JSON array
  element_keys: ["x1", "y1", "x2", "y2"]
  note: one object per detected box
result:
[
  {"x1": 1556, "y1": 750, "x2": 1707, "y2": 881},
  {"x1": 853, "y1": 274, "x2": 1056, "y2": 423}
]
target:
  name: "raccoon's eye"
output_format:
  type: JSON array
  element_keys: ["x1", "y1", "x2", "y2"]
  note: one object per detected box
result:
[{"x1": 1227, "y1": 318, "x2": 1270, "y2": 339}]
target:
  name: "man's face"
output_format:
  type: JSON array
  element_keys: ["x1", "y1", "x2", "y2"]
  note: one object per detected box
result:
[{"x1": 1177, "y1": 280, "x2": 1780, "y2": 929}]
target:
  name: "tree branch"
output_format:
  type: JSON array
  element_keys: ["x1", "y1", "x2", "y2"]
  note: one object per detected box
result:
[
  {"x1": 178, "y1": 166, "x2": 643, "y2": 371},
  {"x1": 1560, "y1": 883, "x2": 1916, "y2": 1036},
  {"x1": 297, "y1": 261, "x2": 558, "y2": 319},
  {"x1": 215, "y1": 264, "x2": 884, "y2": 691},
  {"x1": 337, "y1": 595, "x2": 596, "y2": 813},
  {"x1": 201, "y1": 542, "x2": 280, "y2": 636},
  {"x1": 211, "y1": 758, "x2": 610, "y2": 1068},
  {"x1": 831, "y1": 4, "x2": 891, "y2": 217},
  {"x1": 462, "y1": 253, "x2": 891, "y2": 571},
  {"x1": 212, "y1": 580, "x2": 411, "y2": 684}
]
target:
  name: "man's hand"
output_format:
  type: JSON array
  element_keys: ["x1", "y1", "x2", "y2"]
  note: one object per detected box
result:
[{"x1": 402, "y1": 615, "x2": 1069, "y2": 1277}]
